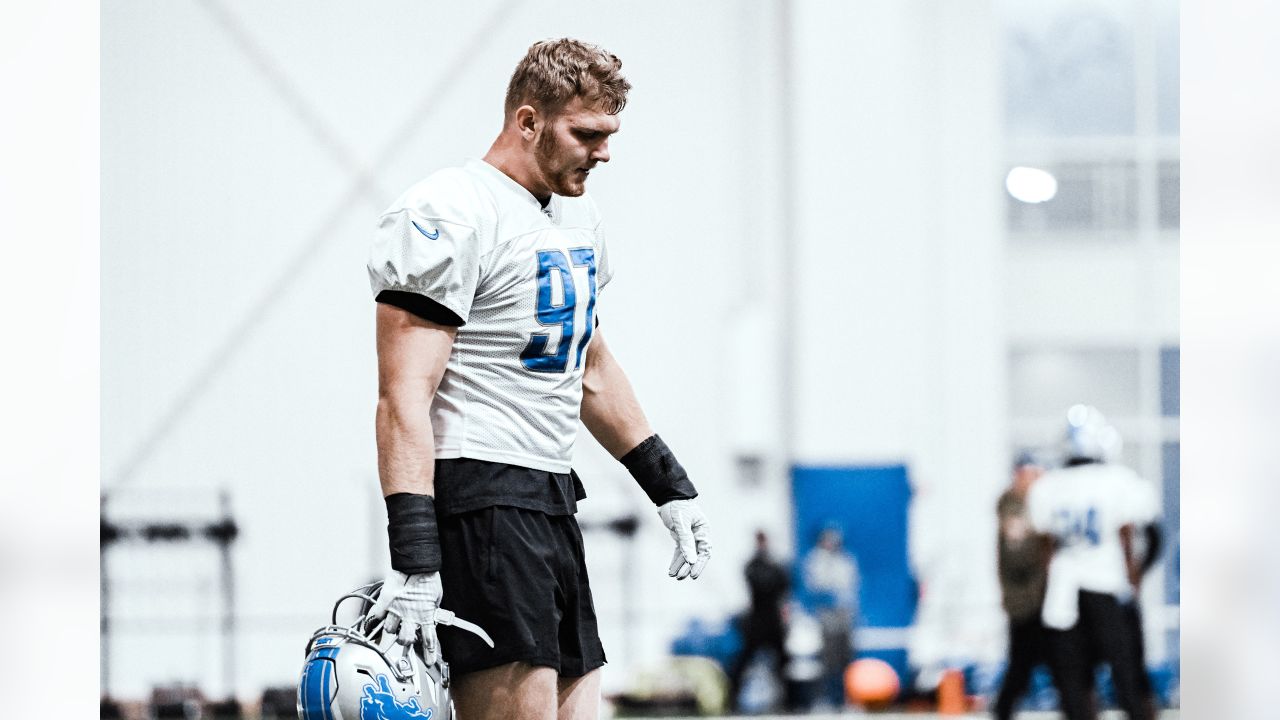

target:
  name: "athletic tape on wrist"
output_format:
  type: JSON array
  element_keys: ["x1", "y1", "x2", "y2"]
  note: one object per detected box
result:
[
  {"x1": 620, "y1": 434, "x2": 699, "y2": 506},
  {"x1": 385, "y1": 493, "x2": 442, "y2": 574}
]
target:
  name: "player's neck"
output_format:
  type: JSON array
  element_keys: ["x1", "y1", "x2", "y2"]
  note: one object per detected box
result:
[{"x1": 483, "y1": 140, "x2": 552, "y2": 206}]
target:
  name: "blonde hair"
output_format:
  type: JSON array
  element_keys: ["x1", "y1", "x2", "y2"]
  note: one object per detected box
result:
[{"x1": 504, "y1": 38, "x2": 631, "y2": 117}]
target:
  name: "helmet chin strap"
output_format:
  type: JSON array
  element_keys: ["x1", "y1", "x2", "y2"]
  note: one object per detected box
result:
[
  {"x1": 433, "y1": 608, "x2": 496, "y2": 649},
  {"x1": 376, "y1": 607, "x2": 496, "y2": 683},
  {"x1": 359, "y1": 598, "x2": 494, "y2": 683}
]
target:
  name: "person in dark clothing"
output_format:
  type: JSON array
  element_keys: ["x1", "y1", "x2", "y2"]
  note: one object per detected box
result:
[
  {"x1": 993, "y1": 453, "x2": 1049, "y2": 720},
  {"x1": 1091, "y1": 520, "x2": 1163, "y2": 717},
  {"x1": 728, "y1": 530, "x2": 791, "y2": 712}
]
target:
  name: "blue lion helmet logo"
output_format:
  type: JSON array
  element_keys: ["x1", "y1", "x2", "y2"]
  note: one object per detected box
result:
[{"x1": 359, "y1": 675, "x2": 433, "y2": 720}]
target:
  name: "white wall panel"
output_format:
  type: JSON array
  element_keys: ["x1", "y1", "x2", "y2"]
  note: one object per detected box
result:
[{"x1": 789, "y1": 0, "x2": 1007, "y2": 667}]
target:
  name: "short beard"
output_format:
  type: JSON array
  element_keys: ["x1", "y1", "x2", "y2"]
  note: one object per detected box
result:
[{"x1": 534, "y1": 129, "x2": 585, "y2": 197}]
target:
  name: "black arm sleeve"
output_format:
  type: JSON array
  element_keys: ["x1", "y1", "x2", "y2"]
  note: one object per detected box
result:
[{"x1": 376, "y1": 290, "x2": 464, "y2": 327}]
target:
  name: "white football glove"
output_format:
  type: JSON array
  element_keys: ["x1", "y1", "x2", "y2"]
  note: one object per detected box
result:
[
  {"x1": 367, "y1": 570, "x2": 443, "y2": 664},
  {"x1": 658, "y1": 499, "x2": 711, "y2": 580}
]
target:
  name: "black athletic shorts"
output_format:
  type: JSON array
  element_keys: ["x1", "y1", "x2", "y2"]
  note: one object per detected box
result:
[{"x1": 436, "y1": 504, "x2": 608, "y2": 677}]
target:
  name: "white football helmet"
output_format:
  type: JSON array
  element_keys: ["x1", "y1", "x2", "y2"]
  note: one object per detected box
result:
[
  {"x1": 1064, "y1": 403, "x2": 1122, "y2": 462},
  {"x1": 298, "y1": 582, "x2": 492, "y2": 720}
]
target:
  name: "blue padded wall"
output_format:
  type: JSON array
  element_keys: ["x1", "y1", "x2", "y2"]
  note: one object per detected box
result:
[{"x1": 792, "y1": 464, "x2": 918, "y2": 682}]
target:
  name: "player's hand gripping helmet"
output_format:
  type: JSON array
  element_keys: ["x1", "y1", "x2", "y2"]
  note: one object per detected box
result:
[
  {"x1": 1064, "y1": 403, "x2": 1122, "y2": 463},
  {"x1": 298, "y1": 582, "x2": 493, "y2": 720}
]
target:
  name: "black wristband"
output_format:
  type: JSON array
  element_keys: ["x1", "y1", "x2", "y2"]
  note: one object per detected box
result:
[
  {"x1": 619, "y1": 434, "x2": 699, "y2": 506},
  {"x1": 385, "y1": 493, "x2": 442, "y2": 574}
]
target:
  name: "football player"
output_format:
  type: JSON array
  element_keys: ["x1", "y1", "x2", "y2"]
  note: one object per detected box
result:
[
  {"x1": 363, "y1": 39, "x2": 711, "y2": 720},
  {"x1": 1027, "y1": 405, "x2": 1159, "y2": 720}
]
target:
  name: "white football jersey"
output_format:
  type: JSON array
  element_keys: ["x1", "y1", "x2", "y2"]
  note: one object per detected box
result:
[
  {"x1": 368, "y1": 159, "x2": 613, "y2": 473},
  {"x1": 1028, "y1": 463, "x2": 1160, "y2": 598}
]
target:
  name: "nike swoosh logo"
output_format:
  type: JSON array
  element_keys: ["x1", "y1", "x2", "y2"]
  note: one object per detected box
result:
[{"x1": 411, "y1": 220, "x2": 440, "y2": 240}]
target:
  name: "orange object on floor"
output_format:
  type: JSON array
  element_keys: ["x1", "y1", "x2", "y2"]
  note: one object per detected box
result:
[
  {"x1": 844, "y1": 658, "x2": 900, "y2": 708},
  {"x1": 937, "y1": 668, "x2": 966, "y2": 715}
]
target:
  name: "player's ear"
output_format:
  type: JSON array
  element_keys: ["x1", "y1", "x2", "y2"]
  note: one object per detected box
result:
[{"x1": 514, "y1": 105, "x2": 538, "y2": 141}]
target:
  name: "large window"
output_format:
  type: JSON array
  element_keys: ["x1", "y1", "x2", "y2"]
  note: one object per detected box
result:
[
  {"x1": 1009, "y1": 347, "x2": 1141, "y2": 418},
  {"x1": 1007, "y1": 160, "x2": 1139, "y2": 239},
  {"x1": 1160, "y1": 345, "x2": 1180, "y2": 417},
  {"x1": 1001, "y1": 0, "x2": 1179, "y2": 666},
  {"x1": 1158, "y1": 161, "x2": 1180, "y2": 232},
  {"x1": 1003, "y1": 1, "x2": 1138, "y2": 138},
  {"x1": 1001, "y1": 0, "x2": 1180, "y2": 243},
  {"x1": 1001, "y1": 0, "x2": 1178, "y2": 140}
]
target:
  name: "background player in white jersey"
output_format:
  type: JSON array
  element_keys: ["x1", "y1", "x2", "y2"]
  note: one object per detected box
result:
[
  {"x1": 362, "y1": 39, "x2": 712, "y2": 720},
  {"x1": 1027, "y1": 406, "x2": 1159, "y2": 720}
]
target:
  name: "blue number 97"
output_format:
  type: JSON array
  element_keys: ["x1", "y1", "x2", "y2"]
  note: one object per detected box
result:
[{"x1": 520, "y1": 248, "x2": 597, "y2": 373}]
